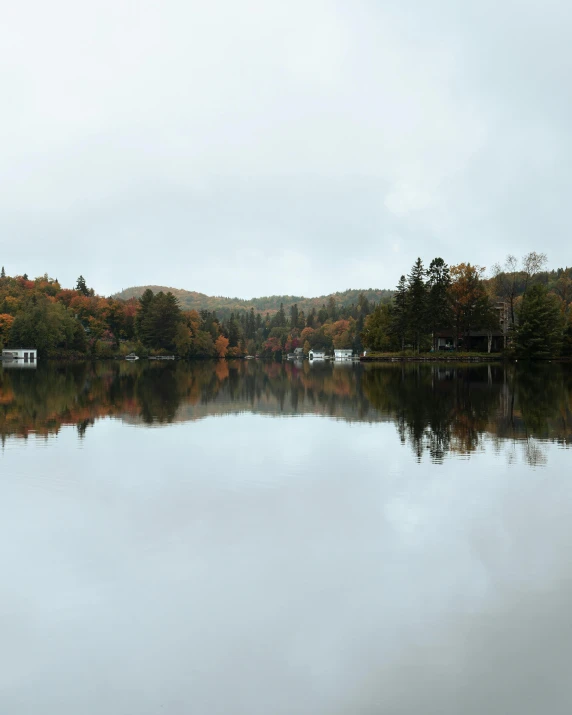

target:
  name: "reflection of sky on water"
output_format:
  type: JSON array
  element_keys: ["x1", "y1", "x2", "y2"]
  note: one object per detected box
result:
[{"x1": 1, "y1": 415, "x2": 571, "y2": 713}]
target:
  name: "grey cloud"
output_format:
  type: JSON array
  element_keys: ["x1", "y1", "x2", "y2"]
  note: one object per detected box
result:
[{"x1": 1, "y1": 0, "x2": 570, "y2": 296}]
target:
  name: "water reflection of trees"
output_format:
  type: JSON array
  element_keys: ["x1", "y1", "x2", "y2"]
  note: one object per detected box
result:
[
  {"x1": 361, "y1": 363, "x2": 572, "y2": 463},
  {"x1": 361, "y1": 365, "x2": 503, "y2": 462},
  {"x1": 1, "y1": 360, "x2": 570, "y2": 464}
]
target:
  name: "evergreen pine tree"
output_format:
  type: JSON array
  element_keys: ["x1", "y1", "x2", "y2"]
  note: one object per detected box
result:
[
  {"x1": 391, "y1": 275, "x2": 409, "y2": 351},
  {"x1": 317, "y1": 304, "x2": 328, "y2": 324},
  {"x1": 75, "y1": 275, "x2": 89, "y2": 296},
  {"x1": 274, "y1": 302, "x2": 286, "y2": 327},
  {"x1": 247, "y1": 308, "x2": 256, "y2": 339},
  {"x1": 149, "y1": 292, "x2": 181, "y2": 350},
  {"x1": 407, "y1": 258, "x2": 428, "y2": 352},
  {"x1": 516, "y1": 284, "x2": 564, "y2": 358},
  {"x1": 327, "y1": 296, "x2": 338, "y2": 321},
  {"x1": 290, "y1": 303, "x2": 299, "y2": 329},
  {"x1": 0, "y1": 266, "x2": 5, "y2": 278},
  {"x1": 358, "y1": 292, "x2": 371, "y2": 316},
  {"x1": 136, "y1": 289, "x2": 155, "y2": 345},
  {"x1": 228, "y1": 312, "x2": 240, "y2": 347},
  {"x1": 562, "y1": 309, "x2": 572, "y2": 357},
  {"x1": 426, "y1": 257, "x2": 452, "y2": 350}
]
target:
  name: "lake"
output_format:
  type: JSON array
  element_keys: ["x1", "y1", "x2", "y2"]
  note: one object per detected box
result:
[{"x1": 1, "y1": 359, "x2": 571, "y2": 714}]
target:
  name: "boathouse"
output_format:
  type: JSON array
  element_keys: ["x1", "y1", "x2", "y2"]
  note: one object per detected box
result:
[
  {"x1": 309, "y1": 350, "x2": 325, "y2": 361},
  {"x1": 287, "y1": 347, "x2": 305, "y2": 359},
  {"x1": 334, "y1": 349, "x2": 353, "y2": 360},
  {"x1": 2, "y1": 348, "x2": 38, "y2": 363}
]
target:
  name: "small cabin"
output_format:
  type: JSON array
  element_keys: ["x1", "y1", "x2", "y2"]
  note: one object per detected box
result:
[
  {"x1": 288, "y1": 347, "x2": 305, "y2": 360},
  {"x1": 334, "y1": 349, "x2": 353, "y2": 360},
  {"x1": 308, "y1": 350, "x2": 325, "y2": 361},
  {"x1": 2, "y1": 348, "x2": 38, "y2": 363}
]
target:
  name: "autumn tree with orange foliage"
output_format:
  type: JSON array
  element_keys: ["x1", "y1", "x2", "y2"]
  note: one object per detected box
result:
[
  {"x1": 214, "y1": 335, "x2": 229, "y2": 358},
  {"x1": 324, "y1": 319, "x2": 355, "y2": 349},
  {"x1": 449, "y1": 264, "x2": 497, "y2": 347}
]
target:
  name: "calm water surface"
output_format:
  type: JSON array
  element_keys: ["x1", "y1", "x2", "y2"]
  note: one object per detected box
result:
[{"x1": 1, "y1": 360, "x2": 571, "y2": 714}]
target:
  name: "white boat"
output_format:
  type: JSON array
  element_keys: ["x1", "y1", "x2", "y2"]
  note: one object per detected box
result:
[{"x1": 125, "y1": 353, "x2": 139, "y2": 361}]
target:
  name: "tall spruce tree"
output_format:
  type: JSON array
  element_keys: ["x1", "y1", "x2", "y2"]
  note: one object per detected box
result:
[
  {"x1": 149, "y1": 291, "x2": 181, "y2": 350},
  {"x1": 391, "y1": 275, "x2": 409, "y2": 350},
  {"x1": 136, "y1": 288, "x2": 156, "y2": 346},
  {"x1": 246, "y1": 308, "x2": 256, "y2": 339},
  {"x1": 273, "y1": 302, "x2": 286, "y2": 328},
  {"x1": 0, "y1": 266, "x2": 5, "y2": 278},
  {"x1": 327, "y1": 296, "x2": 338, "y2": 321},
  {"x1": 75, "y1": 275, "x2": 89, "y2": 296},
  {"x1": 407, "y1": 258, "x2": 428, "y2": 352},
  {"x1": 516, "y1": 284, "x2": 564, "y2": 358},
  {"x1": 426, "y1": 257, "x2": 452, "y2": 349},
  {"x1": 290, "y1": 303, "x2": 299, "y2": 329},
  {"x1": 228, "y1": 312, "x2": 240, "y2": 347}
]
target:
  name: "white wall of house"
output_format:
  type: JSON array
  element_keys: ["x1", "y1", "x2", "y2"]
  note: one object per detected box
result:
[
  {"x1": 334, "y1": 349, "x2": 353, "y2": 360},
  {"x1": 2, "y1": 349, "x2": 38, "y2": 361},
  {"x1": 309, "y1": 350, "x2": 325, "y2": 360}
]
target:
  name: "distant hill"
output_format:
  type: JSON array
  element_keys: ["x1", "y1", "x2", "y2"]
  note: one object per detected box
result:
[{"x1": 112, "y1": 286, "x2": 394, "y2": 317}]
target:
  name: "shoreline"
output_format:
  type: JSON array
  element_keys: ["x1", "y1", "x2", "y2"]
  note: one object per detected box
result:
[{"x1": 3, "y1": 354, "x2": 571, "y2": 366}]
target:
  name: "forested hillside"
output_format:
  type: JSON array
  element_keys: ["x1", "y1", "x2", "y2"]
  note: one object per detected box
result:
[
  {"x1": 113, "y1": 286, "x2": 393, "y2": 319},
  {"x1": 0, "y1": 270, "x2": 383, "y2": 359},
  {"x1": 1, "y1": 254, "x2": 570, "y2": 361}
]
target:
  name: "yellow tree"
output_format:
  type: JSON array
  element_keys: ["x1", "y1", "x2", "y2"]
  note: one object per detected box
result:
[{"x1": 0, "y1": 313, "x2": 14, "y2": 345}]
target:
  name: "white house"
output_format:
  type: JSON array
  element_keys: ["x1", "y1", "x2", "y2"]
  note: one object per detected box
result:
[
  {"x1": 308, "y1": 350, "x2": 325, "y2": 361},
  {"x1": 2, "y1": 348, "x2": 38, "y2": 363},
  {"x1": 287, "y1": 347, "x2": 305, "y2": 360},
  {"x1": 334, "y1": 349, "x2": 353, "y2": 360}
]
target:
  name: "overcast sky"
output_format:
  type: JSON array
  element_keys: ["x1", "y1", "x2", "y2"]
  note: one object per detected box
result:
[{"x1": 1, "y1": 1, "x2": 570, "y2": 298}]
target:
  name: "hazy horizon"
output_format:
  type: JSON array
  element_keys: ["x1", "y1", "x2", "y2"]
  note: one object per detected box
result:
[{"x1": 111, "y1": 283, "x2": 393, "y2": 301}]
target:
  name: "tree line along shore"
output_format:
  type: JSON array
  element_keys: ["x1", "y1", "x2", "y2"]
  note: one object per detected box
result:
[{"x1": 0, "y1": 253, "x2": 571, "y2": 362}]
